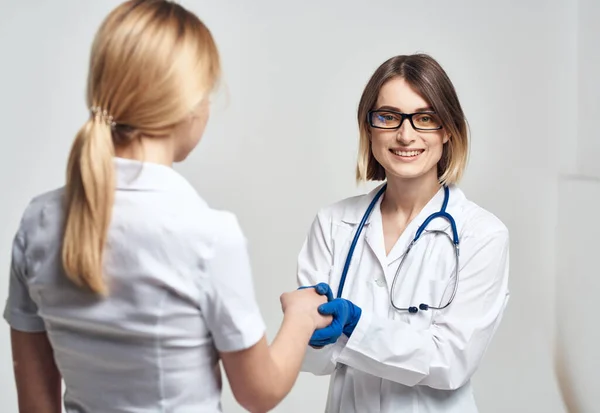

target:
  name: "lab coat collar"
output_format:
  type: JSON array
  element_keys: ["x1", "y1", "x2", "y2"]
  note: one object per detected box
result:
[
  {"x1": 340, "y1": 182, "x2": 465, "y2": 265},
  {"x1": 341, "y1": 182, "x2": 463, "y2": 229},
  {"x1": 340, "y1": 183, "x2": 387, "y2": 226},
  {"x1": 113, "y1": 157, "x2": 198, "y2": 195}
]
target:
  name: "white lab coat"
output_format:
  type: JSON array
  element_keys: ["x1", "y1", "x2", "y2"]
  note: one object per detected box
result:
[{"x1": 297, "y1": 183, "x2": 510, "y2": 413}]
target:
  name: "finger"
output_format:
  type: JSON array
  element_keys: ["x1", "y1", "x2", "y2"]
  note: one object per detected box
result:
[
  {"x1": 310, "y1": 329, "x2": 338, "y2": 346},
  {"x1": 309, "y1": 329, "x2": 330, "y2": 342},
  {"x1": 317, "y1": 300, "x2": 341, "y2": 316},
  {"x1": 313, "y1": 316, "x2": 343, "y2": 339},
  {"x1": 309, "y1": 337, "x2": 336, "y2": 347},
  {"x1": 311, "y1": 325, "x2": 342, "y2": 343},
  {"x1": 309, "y1": 338, "x2": 327, "y2": 347},
  {"x1": 315, "y1": 282, "x2": 333, "y2": 301}
]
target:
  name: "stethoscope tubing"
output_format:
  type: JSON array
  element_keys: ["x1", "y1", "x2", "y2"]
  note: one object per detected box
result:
[{"x1": 336, "y1": 183, "x2": 460, "y2": 314}]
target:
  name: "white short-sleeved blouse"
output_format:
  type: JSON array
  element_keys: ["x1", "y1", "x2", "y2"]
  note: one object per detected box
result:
[{"x1": 3, "y1": 157, "x2": 266, "y2": 412}]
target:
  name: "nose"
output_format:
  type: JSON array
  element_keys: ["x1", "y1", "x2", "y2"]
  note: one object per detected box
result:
[{"x1": 395, "y1": 120, "x2": 417, "y2": 145}]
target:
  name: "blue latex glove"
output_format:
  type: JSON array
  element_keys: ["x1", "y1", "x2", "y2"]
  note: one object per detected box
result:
[{"x1": 308, "y1": 298, "x2": 362, "y2": 347}]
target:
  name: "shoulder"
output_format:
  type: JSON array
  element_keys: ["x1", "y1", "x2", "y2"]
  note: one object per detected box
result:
[
  {"x1": 163, "y1": 189, "x2": 247, "y2": 257},
  {"x1": 313, "y1": 184, "x2": 385, "y2": 226},
  {"x1": 452, "y1": 186, "x2": 509, "y2": 244},
  {"x1": 197, "y1": 208, "x2": 247, "y2": 253},
  {"x1": 17, "y1": 187, "x2": 65, "y2": 238},
  {"x1": 196, "y1": 209, "x2": 252, "y2": 288},
  {"x1": 8, "y1": 187, "x2": 65, "y2": 268}
]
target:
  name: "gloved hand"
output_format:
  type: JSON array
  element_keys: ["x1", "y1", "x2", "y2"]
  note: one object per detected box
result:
[{"x1": 308, "y1": 298, "x2": 362, "y2": 347}]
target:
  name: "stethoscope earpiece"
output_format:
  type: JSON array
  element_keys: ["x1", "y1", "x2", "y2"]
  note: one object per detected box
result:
[{"x1": 407, "y1": 304, "x2": 431, "y2": 314}]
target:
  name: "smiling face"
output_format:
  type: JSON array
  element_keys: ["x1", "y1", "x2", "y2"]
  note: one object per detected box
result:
[{"x1": 369, "y1": 77, "x2": 449, "y2": 184}]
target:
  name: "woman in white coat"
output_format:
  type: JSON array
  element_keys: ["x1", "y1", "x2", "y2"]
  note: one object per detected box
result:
[{"x1": 297, "y1": 54, "x2": 510, "y2": 413}]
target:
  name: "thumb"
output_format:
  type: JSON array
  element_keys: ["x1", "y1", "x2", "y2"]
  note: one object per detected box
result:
[
  {"x1": 315, "y1": 282, "x2": 334, "y2": 302},
  {"x1": 318, "y1": 299, "x2": 349, "y2": 319},
  {"x1": 317, "y1": 300, "x2": 339, "y2": 316}
]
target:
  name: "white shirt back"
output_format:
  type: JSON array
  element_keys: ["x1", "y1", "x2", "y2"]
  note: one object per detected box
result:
[{"x1": 3, "y1": 157, "x2": 266, "y2": 413}]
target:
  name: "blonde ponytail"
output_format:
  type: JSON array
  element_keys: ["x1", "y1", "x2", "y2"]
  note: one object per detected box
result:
[
  {"x1": 62, "y1": 112, "x2": 115, "y2": 295},
  {"x1": 60, "y1": 0, "x2": 221, "y2": 294}
]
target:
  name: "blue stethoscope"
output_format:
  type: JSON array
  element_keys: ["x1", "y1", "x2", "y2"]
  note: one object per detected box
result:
[{"x1": 336, "y1": 183, "x2": 460, "y2": 314}]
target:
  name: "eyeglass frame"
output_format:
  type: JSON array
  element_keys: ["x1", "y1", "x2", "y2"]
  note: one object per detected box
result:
[{"x1": 367, "y1": 109, "x2": 444, "y2": 131}]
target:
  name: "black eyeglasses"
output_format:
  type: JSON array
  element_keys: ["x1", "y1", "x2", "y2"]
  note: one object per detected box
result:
[{"x1": 368, "y1": 110, "x2": 443, "y2": 131}]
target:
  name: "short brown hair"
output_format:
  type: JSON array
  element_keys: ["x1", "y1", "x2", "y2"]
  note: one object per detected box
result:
[{"x1": 356, "y1": 54, "x2": 469, "y2": 185}]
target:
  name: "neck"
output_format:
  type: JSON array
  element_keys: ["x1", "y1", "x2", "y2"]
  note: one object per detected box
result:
[
  {"x1": 114, "y1": 136, "x2": 175, "y2": 167},
  {"x1": 381, "y1": 170, "x2": 441, "y2": 220}
]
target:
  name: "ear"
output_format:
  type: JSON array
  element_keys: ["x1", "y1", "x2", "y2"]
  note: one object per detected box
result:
[{"x1": 443, "y1": 134, "x2": 451, "y2": 144}]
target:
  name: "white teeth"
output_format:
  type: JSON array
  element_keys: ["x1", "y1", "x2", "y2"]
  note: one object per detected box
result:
[{"x1": 391, "y1": 150, "x2": 422, "y2": 157}]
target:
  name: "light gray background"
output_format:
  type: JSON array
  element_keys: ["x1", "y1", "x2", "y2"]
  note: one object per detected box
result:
[{"x1": 0, "y1": 1, "x2": 597, "y2": 412}]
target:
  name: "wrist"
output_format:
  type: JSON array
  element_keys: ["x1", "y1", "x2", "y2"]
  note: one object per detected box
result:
[{"x1": 283, "y1": 310, "x2": 316, "y2": 331}]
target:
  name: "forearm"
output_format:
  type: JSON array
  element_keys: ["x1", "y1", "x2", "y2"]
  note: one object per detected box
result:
[
  {"x1": 336, "y1": 312, "x2": 434, "y2": 386},
  {"x1": 250, "y1": 313, "x2": 313, "y2": 411},
  {"x1": 268, "y1": 312, "x2": 314, "y2": 387},
  {"x1": 15, "y1": 379, "x2": 61, "y2": 413},
  {"x1": 11, "y1": 330, "x2": 62, "y2": 413},
  {"x1": 223, "y1": 312, "x2": 315, "y2": 413},
  {"x1": 337, "y1": 297, "x2": 508, "y2": 390}
]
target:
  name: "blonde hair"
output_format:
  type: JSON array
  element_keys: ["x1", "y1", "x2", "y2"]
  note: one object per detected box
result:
[
  {"x1": 62, "y1": 0, "x2": 221, "y2": 294},
  {"x1": 356, "y1": 54, "x2": 469, "y2": 185}
]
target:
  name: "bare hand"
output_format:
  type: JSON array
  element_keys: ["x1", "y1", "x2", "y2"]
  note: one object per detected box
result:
[{"x1": 280, "y1": 288, "x2": 332, "y2": 329}]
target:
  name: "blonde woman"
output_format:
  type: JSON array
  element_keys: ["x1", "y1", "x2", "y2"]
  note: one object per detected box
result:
[
  {"x1": 298, "y1": 54, "x2": 510, "y2": 412},
  {"x1": 3, "y1": 1, "x2": 330, "y2": 412}
]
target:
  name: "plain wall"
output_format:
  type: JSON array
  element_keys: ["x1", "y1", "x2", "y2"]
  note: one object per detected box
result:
[
  {"x1": 556, "y1": 177, "x2": 600, "y2": 413},
  {"x1": 554, "y1": 0, "x2": 600, "y2": 411},
  {"x1": 577, "y1": 0, "x2": 600, "y2": 177},
  {"x1": 0, "y1": 1, "x2": 577, "y2": 412}
]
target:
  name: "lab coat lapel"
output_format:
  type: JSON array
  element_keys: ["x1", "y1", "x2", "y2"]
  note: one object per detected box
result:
[
  {"x1": 339, "y1": 184, "x2": 462, "y2": 305},
  {"x1": 364, "y1": 202, "x2": 388, "y2": 271},
  {"x1": 340, "y1": 184, "x2": 389, "y2": 277},
  {"x1": 386, "y1": 186, "x2": 452, "y2": 265},
  {"x1": 339, "y1": 184, "x2": 458, "y2": 288}
]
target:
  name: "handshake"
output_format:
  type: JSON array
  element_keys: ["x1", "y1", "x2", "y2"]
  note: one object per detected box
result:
[{"x1": 280, "y1": 283, "x2": 362, "y2": 347}]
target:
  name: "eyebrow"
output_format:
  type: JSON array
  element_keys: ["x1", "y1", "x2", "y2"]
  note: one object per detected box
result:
[{"x1": 375, "y1": 105, "x2": 435, "y2": 113}]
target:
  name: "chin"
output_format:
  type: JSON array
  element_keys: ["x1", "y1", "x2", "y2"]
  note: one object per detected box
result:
[
  {"x1": 380, "y1": 153, "x2": 440, "y2": 182},
  {"x1": 389, "y1": 172, "x2": 423, "y2": 181},
  {"x1": 385, "y1": 165, "x2": 434, "y2": 182},
  {"x1": 385, "y1": 163, "x2": 422, "y2": 177}
]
